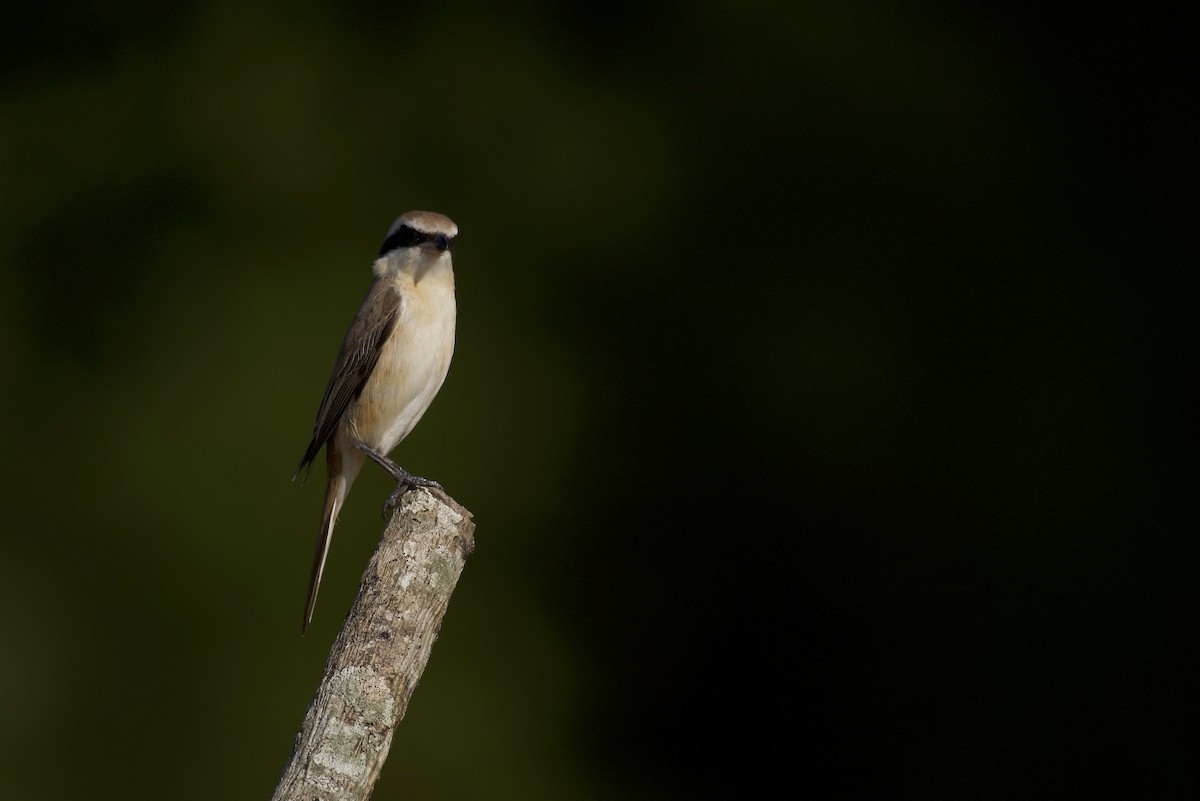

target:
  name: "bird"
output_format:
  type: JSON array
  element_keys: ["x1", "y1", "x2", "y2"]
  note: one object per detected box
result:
[{"x1": 295, "y1": 210, "x2": 458, "y2": 633}]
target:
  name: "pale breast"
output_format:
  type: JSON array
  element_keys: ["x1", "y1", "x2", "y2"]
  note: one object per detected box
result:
[{"x1": 348, "y1": 266, "x2": 456, "y2": 453}]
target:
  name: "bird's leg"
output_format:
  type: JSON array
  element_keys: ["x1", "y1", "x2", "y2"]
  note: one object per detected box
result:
[{"x1": 354, "y1": 442, "x2": 443, "y2": 519}]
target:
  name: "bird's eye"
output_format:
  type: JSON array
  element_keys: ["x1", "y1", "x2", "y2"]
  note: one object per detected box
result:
[{"x1": 434, "y1": 234, "x2": 451, "y2": 252}]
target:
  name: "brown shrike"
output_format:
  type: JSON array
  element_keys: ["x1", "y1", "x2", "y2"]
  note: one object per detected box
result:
[{"x1": 295, "y1": 210, "x2": 458, "y2": 632}]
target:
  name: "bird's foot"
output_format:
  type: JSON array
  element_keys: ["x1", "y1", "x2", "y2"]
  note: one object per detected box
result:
[
  {"x1": 381, "y1": 472, "x2": 443, "y2": 519},
  {"x1": 353, "y1": 442, "x2": 442, "y2": 519}
]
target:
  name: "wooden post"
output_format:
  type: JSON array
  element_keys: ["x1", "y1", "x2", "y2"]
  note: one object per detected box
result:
[{"x1": 272, "y1": 487, "x2": 475, "y2": 801}]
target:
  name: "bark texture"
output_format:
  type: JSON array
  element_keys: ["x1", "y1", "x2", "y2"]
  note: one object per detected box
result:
[{"x1": 272, "y1": 487, "x2": 475, "y2": 801}]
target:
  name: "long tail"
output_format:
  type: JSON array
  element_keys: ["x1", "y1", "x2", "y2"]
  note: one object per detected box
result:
[{"x1": 302, "y1": 444, "x2": 352, "y2": 633}]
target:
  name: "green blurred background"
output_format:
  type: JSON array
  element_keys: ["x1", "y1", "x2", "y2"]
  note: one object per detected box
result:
[{"x1": 0, "y1": 2, "x2": 1190, "y2": 798}]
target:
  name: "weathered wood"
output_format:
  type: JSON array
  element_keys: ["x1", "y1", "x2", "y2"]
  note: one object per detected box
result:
[{"x1": 272, "y1": 487, "x2": 475, "y2": 801}]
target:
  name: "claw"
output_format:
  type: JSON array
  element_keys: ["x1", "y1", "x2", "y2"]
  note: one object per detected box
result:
[{"x1": 381, "y1": 483, "x2": 407, "y2": 520}]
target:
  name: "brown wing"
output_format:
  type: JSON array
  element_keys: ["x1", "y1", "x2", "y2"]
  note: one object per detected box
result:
[{"x1": 294, "y1": 279, "x2": 401, "y2": 481}]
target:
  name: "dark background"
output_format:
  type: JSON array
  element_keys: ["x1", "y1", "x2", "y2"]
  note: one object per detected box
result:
[{"x1": 0, "y1": 2, "x2": 1191, "y2": 798}]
